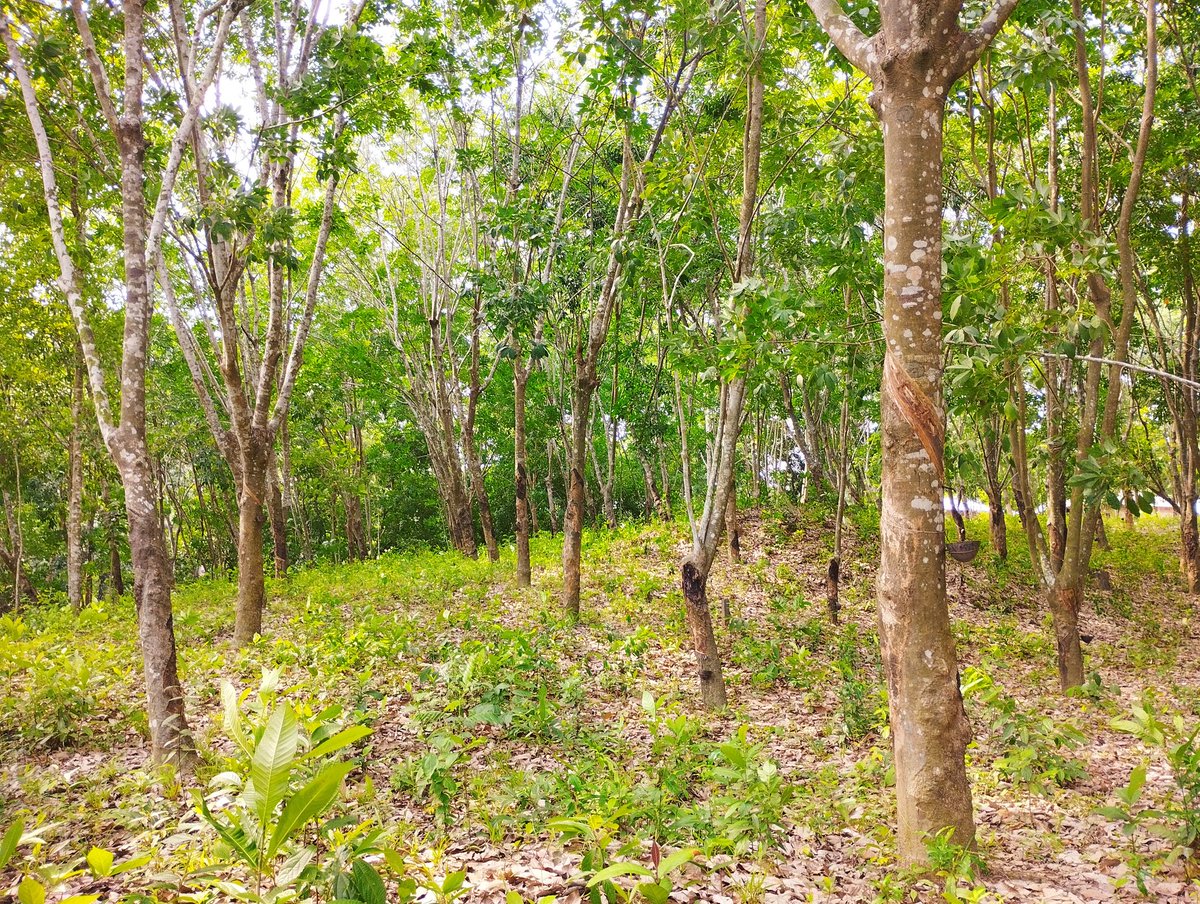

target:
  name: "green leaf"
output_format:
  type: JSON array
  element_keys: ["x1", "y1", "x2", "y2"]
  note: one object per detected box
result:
[
  {"x1": 656, "y1": 846, "x2": 698, "y2": 875},
  {"x1": 305, "y1": 725, "x2": 372, "y2": 760},
  {"x1": 442, "y1": 870, "x2": 466, "y2": 893},
  {"x1": 718, "y1": 742, "x2": 747, "y2": 769},
  {"x1": 1116, "y1": 763, "x2": 1147, "y2": 807},
  {"x1": 277, "y1": 847, "x2": 315, "y2": 886},
  {"x1": 246, "y1": 704, "x2": 299, "y2": 827},
  {"x1": 110, "y1": 853, "x2": 152, "y2": 876},
  {"x1": 0, "y1": 819, "x2": 23, "y2": 870},
  {"x1": 60, "y1": 897, "x2": 100, "y2": 904},
  {"x1": 17, "y1": 878, "x2": 45, "y2": 904},
  {"x1": 222, "y1": 681, "x2": 253, "y2": 757},
  {"x1": 268, "y1": 761, "x2": 353, "y2": 858},
  {"x1": 636, "y1": 881, "x2": 670, "y2": 904},
  {"x1": 86, "y1": 847, "x2": 115, "y2": 877},
  {"x1": 586, "y1": 862, "x2": 654, "y2": 886},
  {"x1": 350, "y1": 859, "x2": 387, "y2": 904}
]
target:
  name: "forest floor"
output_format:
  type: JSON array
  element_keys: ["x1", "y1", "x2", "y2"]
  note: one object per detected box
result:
[{"x1": 1, "y1": 504, "x2": 1199, "y2": 903}]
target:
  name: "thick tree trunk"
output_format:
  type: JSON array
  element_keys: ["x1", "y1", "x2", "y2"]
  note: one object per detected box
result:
[
  {"x1": 117, "y1": 437, "x2": 195, "y2": 768},
  {"x1": 68, "y1": 359, "x2": 85, "y2": 611},
  {"x1": 234, "y1": 458, "x2": 267, "y2": 646},
  {"x1": 875, "y1": 85, "x2": 974, "y2": 862},
  {"x1": 515, "y1": 366, "x2": 532, "y2": 587},
  {"x1": 681, "y1": 556, "x2": 727, "y2": 709},
  {"x1": 1049, "y1": 582, "x2": 1086, "y2": 688},
  {"x1": 1181, "y1": 506, "x2": 1200, "y2": 593},
  {"x1": 562, "y1": 377, "x2": 593, "y2": 619}
]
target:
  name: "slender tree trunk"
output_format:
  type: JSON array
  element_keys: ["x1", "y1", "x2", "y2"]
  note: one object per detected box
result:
[
  {"x1": 725, "y1": 478, "x2": 741, "y2": 564},
  {"x1": 562, "y1": 372, "x2": 592, "y2": 619},
  {"x1": 545, "y1": 439, "x2": 559, "y2": 535},
  {"x1": 266, "y1": 444, "x2": 288, "y2": 576},
  {"x1": 68, "y1": 358, "x2": 85, "y2": 611},
  {"x1": 681, "y1": 555, "x2": 727, "y2": 708},
  {"x1": 515, "y1": 363, "x2": 532, "y2": 587},
  {"x1": 464, "y1": 423, "x2": 499, "y2": 561}
]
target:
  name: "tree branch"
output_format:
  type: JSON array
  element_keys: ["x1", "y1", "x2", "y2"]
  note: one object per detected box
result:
[
  {"x1": 954, "y1": 0, "x2": 1022, "y2": 79},
  {"x1": 803, "y1": 0, "x2": 877, "y2": 76}
]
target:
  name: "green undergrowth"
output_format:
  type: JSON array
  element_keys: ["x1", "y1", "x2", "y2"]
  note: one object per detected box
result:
[{"x1": 1, "y1": 509, "x2": 1197, "y2": 902}]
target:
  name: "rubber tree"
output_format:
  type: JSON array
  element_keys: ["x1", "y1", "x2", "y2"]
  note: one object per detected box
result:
[
  {"x1": 561, "y1": 19, "x2": 700, "y2": 619},
  {"x1": 803, "y1": 0, "x2": 1021, "y2": 864},
  {"x1": 675, "y1": 0, "x2": 768, "y2": 711},
  {"x1": 159, "y1": 0, "x2": 368, "y2": 645},
  {"x1": 2, "y1": 0, "x2": 247, "y2": 766}
]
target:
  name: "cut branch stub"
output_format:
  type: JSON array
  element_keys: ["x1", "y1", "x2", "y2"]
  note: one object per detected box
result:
[{"x1": 884, "y1": 353, "x2": 944, "y2": 481}]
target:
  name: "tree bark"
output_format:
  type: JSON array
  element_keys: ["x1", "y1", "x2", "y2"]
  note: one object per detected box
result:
[
  {"x1": 803, "y1": 0, "x2": 1022, "y2": 863},
  {"x1": 515, "y1": 361, "x2": 532, "y2": 587},
  {"x1": 681, "y1": 556, "x2": 727, "y2": 708},
  {"x1": 234, "y1": 459, "x2": 267, "y2": 646},
  {"x1": 266, "y1": 444, "x2": 288, "y2": 576},
  {"x1": 68, "y1": 356, "x2": 86, "y2": 611},
  {"x1": 876, "y1": 90, "x2": 975, "y2": 859}
]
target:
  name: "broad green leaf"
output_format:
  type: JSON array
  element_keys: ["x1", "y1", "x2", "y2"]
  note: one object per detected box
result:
[
  {"x1": 305, "y1": 725, "x2": 372, "y2": 760},
  {"x1": 586, "y1": 862, "x2": 654, "y2": 886},
  {"x1": 17, "y1": 878, "x2": 45, "y2": 904},
  {"x1": 86, "y1": 847, "x2": 114, "y2": 877},
  {"x1": 277, "y1": 848, "x2": 314, "y2": 886},
  {"x1": 1116, "y1": 764, "x2": 1147, "y2": 807},
  {"x1": 718, "y1": 742, "x2": 746, "y2": 769},
  {"x1": 636, "y1": 881, "x2": 670, "y2": 904},
  {"x1": 657, "y1": 846, "x2": 698, "y2": 874},
  {"x1": 0, "y1": 819, "x2": 23, "y2": 869},
  {"x1": 268, "y1": 762, "x2": 353, "y2": 858},
  {"x1": 59, "y1": 897, "x2": 100, "y2": 904},
  {"x1": 349, "y1": 859, "x2": 387, "y2": 904},
  {"x1": 247, "y1": 704, "x2": 299, "y2": 827}
]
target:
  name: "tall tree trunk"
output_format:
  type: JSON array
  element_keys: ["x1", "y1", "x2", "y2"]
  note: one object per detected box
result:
[
  {"x1": 120, "y1": 443, "x2": 194, "y2": 767},
  {"x1": 68, "y1": 356, "x2": 85, "y2": 611},
  {"x1": 266, "y1": 444, "x2": 288, "y2": 576},
  {"x1": 803, "y1": 0, "x2": 1022, "y2": 863},
  {"x1": 102, "y1": 478, "x2": 125, "y2": 600},
  {"x1": 234, "y1": 455, "x2": 268, "y2": 646},
  {"x1": 545, "y1": 439, "x2": 559, "y2": 535},
  {"x1": 562, "y1": 371, "x2": 592, "y2": 619},
  {"x1": 515, "y1": 362, "x2": 532, "y2": 587},
  {"x1": 725, "y1": 477, "x2": 741, "y2": 565},
  {"x1": 874, "y1": 78, "x2": 975, "y2": 865}
]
